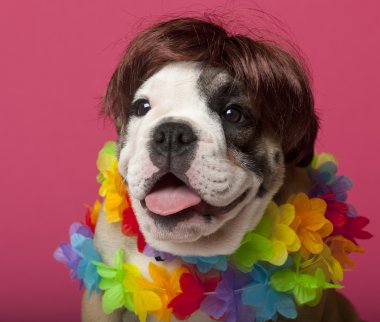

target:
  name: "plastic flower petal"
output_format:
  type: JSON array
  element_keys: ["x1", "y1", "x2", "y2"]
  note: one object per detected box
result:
[
  {"x1": 76, "y1": 238, "x2": 101, "y2": 295},
  {"x1": 70, "y1": 222, "x2": 93, "y2": 239},
  {"x1": 143, "y1": 244, "x2": 176, "y2": 262},
  {"x1": 127, "y1": 264, "x2": 162, "y2": 322},
  {"x1": 135, "y1": 263, "x2": 187, "y2": 322},
  {"x1": 271, "y1": 259, "x2": 341, "y2": 305},
  {"x1": 257, "y1": 202, "x2": 300, "y2": 265},
  {"x1": 329, "y1": 176, "x2": 353, "y2": 202},
  {"x1": 100, "y1": 167, "x2": 128, "y2": 222},
  {"x1": 97, "y1": 255, "x2": 161, "y2": 322},
  {"x1": 121, "y1": 195, "x2": 138, "y2": 237},
  {"x1": 200, "y1": 267, "x2": 253, "y2": 322},
  {"x1": 96, "y1": 141, "x2": 117, "y2": 183},
  {"x1": 300, "y1": 244, "x2": 343, "y2": 284},
  {"x1": 168, "y1": 273, "x2": 219, "y2": 320},
  {"x1": 182, "y1": 255, "x2": 228, "y2": 273},
  {"x1": 310, "y1": 153, "x2": 337, "y2": 173},
  {"x1": 94, "y1": 249, "x2": 134, "y2": 314},
  {"x1": 54, "y1": 242, "x2": 82, "y2": 280},
  {"x1": 133, "y1": 288, "x2": 162, "y2": 322},
  {"x1": 54, "y1": 223, "x2": 101, "y2": 296},
  {"x1": 320, "y1": 194, "x2": 372, "y2": 243},
  {"x1": 97, "y1": 142, "x2": 129, "y2": 223},
  {"x1": 242, "y1": 264, "x2": 297, "y2": 322},
  {"x1": 331, "y1": 214, "x2": 372, "y2": 244},
  {"x1": 85, "y1": 200, "x2": 102, "y2": 232},
  {"x1": 288, "y1": 193, "x2": 333, "y2": 259},
  {"x1": 329, "y1": 236, "x2": 364, "y2": 269},
  {"x1": 122, "y1": 203, "x2": 146, "y2": 252},
  {"x1": 54, "y1": 222, "x2": 94, "y2": 283},
  {"x1": 231, "y1": 231, "x2": 273, "y2": 272}
]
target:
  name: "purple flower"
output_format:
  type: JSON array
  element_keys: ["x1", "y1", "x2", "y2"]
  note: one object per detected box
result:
[
  {"x1": 200, "y1": 267, "x2": 254, "y2": 322},
  {"x1": 329, "y1": 176, "x2": 353, "y2": 202},
  {"x1": 69, "y1": 222, "x2": 93, "y2": 238},
  {"x1": 54, "y1": 222, "x2": 101, "y2": 295},
  {"x1": 309, "y1": 162, "x2": 357, "y2": 217},
  {"x1": 143, "y1": 244, "x2": 177, "y2": 262},
  {"x1": 54, "y1": 242, "x2": 82, "y2": 280}
]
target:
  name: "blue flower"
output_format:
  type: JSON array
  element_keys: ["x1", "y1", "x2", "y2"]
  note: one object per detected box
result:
[
  {"x1": 54, "y1": 222, "x2": 101, "y2": 295},
  {"x1": 242, "y1": 264, "x2": 296, "y2": 322},
  {"x1": 76, "y1": 238, "x2": 102, "y2": 295},
  {"x1": 182, "y1": 255, "x2": 228, "y2": 273}
]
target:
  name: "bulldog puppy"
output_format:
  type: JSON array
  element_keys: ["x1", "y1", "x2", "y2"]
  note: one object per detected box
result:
[{"x1": 82, "y1": 18, "x2": 362, "y2": 322}]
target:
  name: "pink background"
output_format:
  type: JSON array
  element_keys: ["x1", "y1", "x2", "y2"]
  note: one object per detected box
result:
[{"x1": 1, "y1": 0, "x2": 379, "y2": 321}]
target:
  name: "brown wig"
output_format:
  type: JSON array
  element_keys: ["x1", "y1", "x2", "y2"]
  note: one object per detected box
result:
[{"x1": 103, "y1": 17, "x2": 319, "y2": 167}]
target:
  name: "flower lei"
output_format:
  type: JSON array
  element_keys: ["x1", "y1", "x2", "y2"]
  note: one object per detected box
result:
[{"x1": 55, "y1": 141, "x2": 372, "y2": 322}]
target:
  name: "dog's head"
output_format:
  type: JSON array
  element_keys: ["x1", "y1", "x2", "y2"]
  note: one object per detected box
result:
[{"x1": 102, "y1": 18, "x2": 318, "y2": 256}]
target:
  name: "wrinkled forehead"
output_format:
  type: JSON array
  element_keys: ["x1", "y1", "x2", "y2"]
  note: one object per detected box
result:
[{"x1": 132, "y1": 62, "x2": 247, "y2": 109}]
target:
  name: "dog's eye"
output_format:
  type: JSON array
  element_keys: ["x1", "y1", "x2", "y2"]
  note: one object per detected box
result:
[
  {"x1": 135, "y1": 99, "x2": 151, "y2": 117},
  {"x1": 222, "y1": 105, "x2": 245, "y2": 123}
]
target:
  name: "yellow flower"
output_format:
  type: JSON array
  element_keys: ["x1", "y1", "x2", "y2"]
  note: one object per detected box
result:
[
  {"x1": 288, "y1": 193, "x2": 333, "y2": 259},
  {"x1": 96, "y1": 141, "x2": 118, "y2": 182},
  {"x1": 329, "y1": 236, "x2": 364, "y2": 269},
  {"x1": 136, "y1": 263, "x2": 188, "y2": 322},
  {"x1": 261, "y1": 202, "x2": 300, "y2": 265},
  {"x1": 301, "y1": 244, "x2": 343, "y2": 284},
  {"x1": 98, "y1": 162, "x2": 128, "y2": 223},
  {"x1": 95, "y1": 141, "x2": 129, "y2": 223},
  {"x1": 123, "y1": 263, "x2": 162, "y2": 322}
]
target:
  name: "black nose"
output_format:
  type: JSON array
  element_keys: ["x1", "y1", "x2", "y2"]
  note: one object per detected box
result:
[{"x1": 152, "y1": 122, "x2": 197, "y2": 159}]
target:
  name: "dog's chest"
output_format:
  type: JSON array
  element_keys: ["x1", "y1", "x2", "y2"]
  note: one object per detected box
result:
[{"x1": 94, "y1": 210, "x2": 217, "y2": 322}]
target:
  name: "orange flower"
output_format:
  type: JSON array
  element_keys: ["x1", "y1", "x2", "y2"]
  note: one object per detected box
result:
[
  {"x1": 136, "y1": 263, "x2": 188, "y2": 322},
  {"x1": 85, "y1": 200, "x2": 102, "y2": 232},
  {"x1": 288, "y1": 193, "x2": 333, "y2": 259},
  {"x1": 329, "y1": 236, "x2": 364, "y2": 269}
]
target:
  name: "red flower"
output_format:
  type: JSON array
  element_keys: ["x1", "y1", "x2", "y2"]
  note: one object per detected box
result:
[
  {"x1": 333, "y1": 215, "x2": 372, "y2": 244},
  {"x1": 121, "y1": 194, "x2": 146, "y2": 252},
  {"x1": 321, "y1": 193, "x2": 372, "y2": 244},
  {"x1": 121, "y1": 206, "x2": 139, "y2": 236},
  {"x1": 85, "y1": 208, "x2": 96, "y2": 233},
  {"x1": 136, "y1": 230, "x2": 147, "y2": 253},
  {"x1": 168, "y1": 273, "x2": 220, "y2": 320}
]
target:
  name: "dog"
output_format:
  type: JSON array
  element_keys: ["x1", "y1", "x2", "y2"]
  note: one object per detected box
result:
[{"x1": 82, "y1": 17, "x2": 362, "y2": 322}]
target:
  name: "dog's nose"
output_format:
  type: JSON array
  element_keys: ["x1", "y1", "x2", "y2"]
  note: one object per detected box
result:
[{"x1": 152, "y1": 122, "x2": 197, "y2": 159}]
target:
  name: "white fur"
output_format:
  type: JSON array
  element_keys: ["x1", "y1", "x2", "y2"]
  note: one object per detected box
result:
[
  {"x1": 118, "y1": 62, "x2": 283, "y2": 256},
  {"x1": 83, "y1": 62, "x2": 284, "y2": 322}
]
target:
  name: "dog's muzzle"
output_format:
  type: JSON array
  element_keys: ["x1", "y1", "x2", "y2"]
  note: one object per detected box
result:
[
  {"x1": 145, "y1": 121, "x2": 201, "y2": 218},
  {"x1": 149, "y1": 121, "x2": 198, "y2": 172}
]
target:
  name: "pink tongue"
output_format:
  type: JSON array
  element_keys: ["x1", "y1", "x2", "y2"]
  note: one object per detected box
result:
[{"x1": 145, "y1": 183, "x2": 201, "y2": 216}]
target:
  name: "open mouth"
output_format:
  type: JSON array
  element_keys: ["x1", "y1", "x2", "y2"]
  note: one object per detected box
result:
[
  {"x1": 141, "y1": 172, "x2": 249, "y2": 228},
  {"x1": 145, "y1": 173, "x2": 203, "y2": 216}
]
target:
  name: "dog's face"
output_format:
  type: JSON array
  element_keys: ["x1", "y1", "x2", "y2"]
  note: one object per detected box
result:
[{"x1": 117, "y1": 62, "x2": 285, "y2": 256}]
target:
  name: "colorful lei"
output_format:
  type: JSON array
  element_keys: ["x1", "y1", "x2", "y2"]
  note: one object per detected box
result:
[{"x1": 55, "y1": 141, "x2": 372, "y2": 322}]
